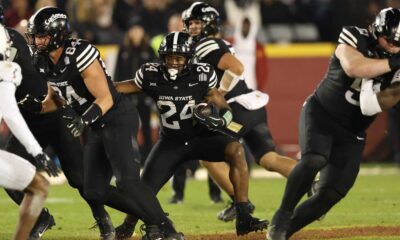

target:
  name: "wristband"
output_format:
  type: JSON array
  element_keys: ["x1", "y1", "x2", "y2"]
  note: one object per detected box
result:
[
  {"x1": 388, "y1": 55, "x2": 400, "y2": 71},
  {"x1": 220, "y1": 109, "x2": 233, "y2": 126},
  {"x1": 81, "y1": 103, "x2": 102, "y2": 124}
]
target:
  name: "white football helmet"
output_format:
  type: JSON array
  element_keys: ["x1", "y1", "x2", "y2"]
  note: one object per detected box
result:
[{"x1": 0, "y1": 23, "x2": 12, "y2": 61}]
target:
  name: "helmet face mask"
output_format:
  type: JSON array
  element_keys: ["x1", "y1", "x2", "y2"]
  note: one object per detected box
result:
[
  {"x1": 158, "y1": 31, "x2": 194, "y2": 80},
  {"x1": 182, "y1": 2, "x2": 220, "y2": 40},
  {"x1": 26, "y1": 7, "x2": 71, "y2": 53}
]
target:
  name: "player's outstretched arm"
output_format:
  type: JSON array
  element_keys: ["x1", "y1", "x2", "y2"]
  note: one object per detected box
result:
[
  {"x1": 218, "y1": 53, "x2": 244, "y2": 95},
  {"x1": 19, "y1": 84, "x2": 64, "y2": 114},
  {"x1": 41, "y1": 85, "x2": 65, "y2": 113},
  {"x1": 336, "y1": 44, "x2": 395, "y2": 78},
  {"x1": 360, "y1": 79, "x2": 400, "y2": 116},
  {"x1": 114, "y1": 79, "x2": 142, "y2": 94},
  {"x1": 377, "y1": 82, "x2": 400, "y2": 110}
]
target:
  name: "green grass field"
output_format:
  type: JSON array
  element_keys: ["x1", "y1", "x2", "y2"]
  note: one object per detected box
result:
[{"x1": 0, "y1": 164, "x2": 399, "y2": 239}]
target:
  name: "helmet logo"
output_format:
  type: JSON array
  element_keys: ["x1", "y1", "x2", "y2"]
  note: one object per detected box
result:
[
  {"x1": 44, "y1": 13, "x2": 67, "y2": 25},
  {"x1": 201, "y1": 7, "x2": 219, "y2": 16}
]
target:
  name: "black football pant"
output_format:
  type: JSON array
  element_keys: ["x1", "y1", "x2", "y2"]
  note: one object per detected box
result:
[
  {"x1": 4, "y1": 110, "x2": 154, "y2": 223},
  {"x1": 278, "y1": 96, "x2": 364, "y2": 236},
  {"x1": 82, "y1": 110, "x2": 169, "y2": 225},
  {"x1": 228, "y1": 102, "x2": 276, "y2": 162},
  {"x1": 136, "y1": 93, "x2": 153, "y2": 164}
]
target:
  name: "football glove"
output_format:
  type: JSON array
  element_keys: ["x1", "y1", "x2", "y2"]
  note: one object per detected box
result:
[
  {"x1": 62, "y1": 107, "x2": 87, "y2": 137},
  {"x1": 18, "y1": 94, "x2": 43, "y2": 113},
  {"x1": 389, "y1": 54, "x2": 400, "y2": 71},
  {"x1": 193, "y1": 102, "x2": 227, "y2": 131},
  {"x1": 34, "y1": 153, "x2": 59, "y2": 177}
]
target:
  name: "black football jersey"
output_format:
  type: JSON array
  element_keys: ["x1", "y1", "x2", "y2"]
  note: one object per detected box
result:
[
  {"x1": 314, "y1": 26, "x2": 394, "y2": 133},
  {"x1": 193, "y1": 37, "x2": 252, "y2": 100},
  {"x1": 134, "y1": 62, "x2": 217, "y2": 139},
  {"x1": 35, "y1": 38, "x2": 122, "y2": 123}
]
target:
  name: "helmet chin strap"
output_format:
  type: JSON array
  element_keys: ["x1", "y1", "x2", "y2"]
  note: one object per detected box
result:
[{"x1": 168, "y1": 68, "x2": 179, "y2": 80}]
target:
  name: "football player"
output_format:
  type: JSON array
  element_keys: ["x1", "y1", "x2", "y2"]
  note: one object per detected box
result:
[
  {"x1": 268, "y1": 8, "x2": 400, "y2": 240},
  {"x1": 23, "y1": 7, "x2": 182, "y2": 240},
  {"x1": 181, "y1": 1, "x2": 298, "y2": 222},
  {"x1": 0, "y1": 5, "x2": 111, "y2": 239},
  {"x1": 114, "y1": 31, "x2": 268, "y2": 239},
  {"x1": 0, "y1": 22, "x2": 57, "y2": 240}
]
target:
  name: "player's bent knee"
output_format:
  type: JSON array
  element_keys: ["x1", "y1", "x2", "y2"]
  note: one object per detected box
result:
[
  {"x1": 66, "y1": 175, "x2": 84, "y2": 190},
  {"x1": 319, "y1": 188, "x2": 344, "y2": 205},
  {"x1": 83, "y1": 189, "x2": 106, "y2": 203},
  {"x1": 302, "y1": 153, "x2": 327, "y2": 170},
  {"x1": 27, "y1": 173, "x2": 49, "y2": 197},
  {"x1": 259, "y1": 151, "x2": 278, "y2": 170},
  {"x1": 224, "y1": 142, "x2": 245, "y2": 163},
  {"x1": 116, "y1": 179, "x2": 141, "y2": 194}
]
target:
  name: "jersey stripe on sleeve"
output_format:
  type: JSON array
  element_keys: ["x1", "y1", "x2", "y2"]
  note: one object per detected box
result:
[
  {"x1": 195, "y1": 39, "x2": 220, "y2": 60},
  {"x1": 134, "y1": 68, "x2": 144, "y2": 89},
  {"x1": 76, "y1": 45, "x2": 99, "y2": 72},
  {"x1": 338, "y1": 28, "x2": 358, "y2": 48},
  {"x1": 208, "y1": 71, "x2": 217, "y2": 88}
]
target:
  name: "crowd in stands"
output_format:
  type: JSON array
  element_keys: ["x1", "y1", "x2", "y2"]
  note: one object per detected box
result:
[{"x1": 2, "y1": 0, "x2": 400, "y2": 45}]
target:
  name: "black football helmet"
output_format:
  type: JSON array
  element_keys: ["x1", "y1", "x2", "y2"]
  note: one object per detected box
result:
[
  {"x1": 182, "y1": 2, "x2": 220, "y2": 40},
  {"x1": 158, "y1": 31, "x2": 194, "y2": 80},
  {"x1": 26, "y1": 7, "x2": 71, "y2": 53},
  {"x1": 372, "y1": 8, "x2": 400, "y2": 47}
]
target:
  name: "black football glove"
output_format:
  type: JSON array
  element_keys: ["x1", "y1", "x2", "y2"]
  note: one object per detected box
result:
[
  {"x1": 388, "y1": 53, "x2": 400, "y2": 70},
  {"x1": 193, "y1": 103, "x2": 226, "y2": 131},
  {"x1": 34, "y1": 153, "x2": 59, "y2": 177},
  {"x1": 18, "y1": 94, "x2": 42, "y2": 113},
  {"x1": 62, "y1": 107, "x2": 87, "y2": 137}
]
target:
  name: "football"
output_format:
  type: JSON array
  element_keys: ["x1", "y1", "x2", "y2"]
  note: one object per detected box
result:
[{"x1": 196, "y1": 102, "x2": 213, "y2": 117}]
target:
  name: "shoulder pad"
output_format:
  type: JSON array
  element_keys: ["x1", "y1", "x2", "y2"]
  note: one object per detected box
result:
[
  {"x1": 195, "y1": 38, "x2": 226, "y2": 60},
  {"x1": 66, "y1": 39, "x2": 100, "y2": 72},
  {"x1": 134, "y1": 63, "x2": 161, "y2": 88},
  {"x1": 192, "y1": 63, "x2": 217, "y2": 88},
  {"x1": 338, "y1": 26, "x2": 370, "y2": 49},
  {"x1": 142, "y1": 62, "x2": 161, "y2": 73},
  {"x1": 0, "y1": 62, "x2": 22, "y2": 86}
]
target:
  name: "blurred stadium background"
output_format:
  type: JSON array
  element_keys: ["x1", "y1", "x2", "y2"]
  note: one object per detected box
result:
[{"x1": 0, "y1": 0, "x2": 400, "y2": 239}]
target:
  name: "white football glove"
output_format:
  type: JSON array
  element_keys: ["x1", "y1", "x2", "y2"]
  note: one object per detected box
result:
[{"x1": 0, "y1": 61, "x2": 22, "y2": 87}]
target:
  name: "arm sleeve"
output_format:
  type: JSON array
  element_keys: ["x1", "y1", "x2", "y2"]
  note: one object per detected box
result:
[
  {"x1": 0, "y1": 82, "x2": 42, "y2": 156},
  {"x1": 359, "y1": 79, "x2": 382, "y2": 116},
  {"x1": 337, "y1": 26, "x2": 368, "y2": 53}
]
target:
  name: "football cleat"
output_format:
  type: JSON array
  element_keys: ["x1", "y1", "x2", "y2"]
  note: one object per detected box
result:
[
  {"x1": 236, "y1": 215, "x2": 268, "y2": 236},
  {"x1": 217, "y1": 200, "x2": 255, "y2": 222},
  {"x1": 140, "y1": 224, "x2": 165, "y2": 240},
  {"x1": 168, "y1": 195, "x2": 183, "y2": 204},
  {"x1": 210, "y1": 195, "x2": 223, "y2": 204},
  {"x1": 91, "y1": 213, "x2": 115, "y2": 240},
  {"x1": 28, "y1": 208, "x2": 55, "y2": 240},
  {"x1": 115, "y1": 218, "x2": 137, "y2": 240},
  {"x1": 140, "y1": 222, "x2": 185, "y2": 240},
  {"x1": 266, "y1": 209, "x2": 292, "y2": 240}
]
